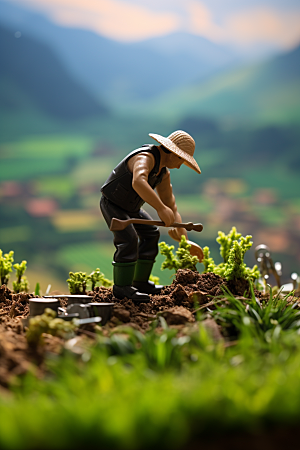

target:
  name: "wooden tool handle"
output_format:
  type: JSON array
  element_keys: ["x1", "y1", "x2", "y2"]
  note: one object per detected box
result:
[{"x1": 110, "y1": 218, "x2": 203, "y2": 232}]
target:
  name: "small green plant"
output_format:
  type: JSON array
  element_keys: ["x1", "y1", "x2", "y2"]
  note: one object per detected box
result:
[
  {"x1": 202, "y1": 227, "x2": 260, "y2": 282},
  {"x1": 35, "y1": 283, "x2": 40, "y2": 296},
  {"x1": 12, "y1": 260, "x2": 29, "y2": 293},
  {"x1": 67, "y1": 268, "x2": 112, "y2": 294},
  {"x1": 26, "y1": 308, "x2": 77, "y2": 347},
  {"x1": 0, "y1": 249, "x2": 31, "y2": 292},
  {"x1": 96, "y1": 317, "x2": 208, "y2": 370},
  {"x1": 212, "y1": 285, "x2": 299, "y2": 342},
  {"x1": 149, "y1": 274, "x2": 160, "y2": 285},
  {"x1": 0, "y1": 250, "x2": 14, "y2": 285},
  {"x1": 202, "y1": 246, "x2": 215, "y2": 273},
  {"x1": 67, "y1": 271, "x2": 89, "y2": 294},
  {"x1": 89, "y1": 268, "x2": 112, "y2": 289},
  {"x1": 159, "y1": 235, "x2": 199, "y2": 272}
]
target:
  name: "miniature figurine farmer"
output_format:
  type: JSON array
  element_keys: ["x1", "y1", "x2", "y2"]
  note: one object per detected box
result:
[{"x1": 100, "y1": 130, "x2": 201, "y2": 302}]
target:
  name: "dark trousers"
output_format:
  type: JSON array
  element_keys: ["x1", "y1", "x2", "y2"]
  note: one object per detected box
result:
[{"x1": 100, "y1": 195, "x2": 160, "y2": 263}]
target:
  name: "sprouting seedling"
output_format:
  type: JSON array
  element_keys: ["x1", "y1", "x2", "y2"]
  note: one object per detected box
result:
[
  {"x1": 67, "y1": 271, "x2": 89, "y2": 294},
  {"x1": 89, "y1": 268, "x2": 112, "y2": 290},
  {"x1": 202, "y1": 227, "x2": 260, "y2": 283},
  {"x1": 202, "y1": 246, "x2": 215, "y2": 273},
  {"x1": 35, "y1": 283, "x2": 41, "y2": 296},
  {"x1": 67, "y1": 269, "x2": 112, "y2": 294},
  {"x1": 0, "y1": 250, "x2": 14, "y2": 285},
  {"x1": 217, "y1": 227, "x2": 242, "y2": 263},
  {"x1": 149, "y1": 274, "x2": 160, "y2": 285},
  {"x1": 159, "y1": 235, "x2": 199, "y2": 272},
  {"x1": 13, "y1": 260, "x2": 29, "y2": 293}
]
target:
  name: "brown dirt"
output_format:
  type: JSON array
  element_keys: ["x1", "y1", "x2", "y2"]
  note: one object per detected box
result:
[{"x1": 0, "y1": 269, "x2": 252, "y2": 388}]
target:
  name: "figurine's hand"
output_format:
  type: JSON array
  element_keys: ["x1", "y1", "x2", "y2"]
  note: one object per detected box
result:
[
  {"x1": 168, "y1": 227, "x2": 185, "y2": 241},
  {"x1": 157, "y1": 206, "x2": 175, "y2": 227}
]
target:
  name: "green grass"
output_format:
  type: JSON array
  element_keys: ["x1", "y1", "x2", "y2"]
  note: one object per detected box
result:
[
  {"x1": 2, "y1": 243, "x2": 300, "y2": 449},
  {"x1": 0, "y1": 136, "x2": 94, "y2": 182},
  {"x1": 174, "y1": 194, "x2": 213, "y2": 215},
  {"x1": 71, "y1": 157, "x2": 118, "y2": 188},
  {"x1": 2, "y1": 319, "x2": 300, "y2": 449},
  {"x1": 289, "y1": 198, "x2": 300, "y2": 214},
  {"x1": 212, "y1": 286, "x2": 300, "y2": 341},
  {"x1": 140, "y1": 54, "x2": 300, "y2": 126},
  {"x1": 0, "y1": 226, "x2": 32, "y2": 244},
  {"x1": 34, "y1": 177, "x2": 76, "y2": 200},
  {"x1": 197, "y1": 147, "x2": 230, "y2": 171},
  {"x1": 56, "y1": 241, "x2": 115, "y2": 280},
  {"x1": 0, "y1": 136, "x2": 93, "y2": 159},
  {"x1": 242, "y1": 164, "x2": 299, "y2": 199},
  {"x1": 252, "y1": 205, "x2": 288, "y2": 226},
  {"x1": 0, "y1": 158, "x2": 70, "y2": 182}
]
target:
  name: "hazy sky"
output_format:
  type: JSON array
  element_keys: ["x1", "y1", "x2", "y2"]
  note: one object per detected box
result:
[{"x1": 8, "y1": 0, "x2": 300, "y2": 49}]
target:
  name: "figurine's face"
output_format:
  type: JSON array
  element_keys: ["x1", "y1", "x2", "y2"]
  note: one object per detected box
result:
[{"x1": 166, "y1": 152, "x2": 184, "y2": 169}]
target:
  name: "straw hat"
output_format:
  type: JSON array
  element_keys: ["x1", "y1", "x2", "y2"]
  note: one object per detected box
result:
[{"x1": 149, "y1": 130, "x2": 201, "y2": 174}]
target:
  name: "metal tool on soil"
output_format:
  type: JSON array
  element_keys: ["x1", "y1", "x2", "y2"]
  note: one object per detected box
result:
[
  {"x1": 255, "y1": 246, "x2": 300, "y2": 296},
  {"x1": 255, "y1": 244, "x2": 281, "y2": 289},
  {"x1": 44, "y1": 294, "x2": 91, "y2": 305},
  {"x1": 281, "y1": 273, "x2": 300, "y2": 296},
  {"x1": 22, "y1": 298, "x2": 64, "y2": 328},
  {"x1": 29, "y1": 298, "x2": 60, "y2": 316},
  {"x1": 66, "y1": 302, "x2": 114, "y2": 324},
  {"x1": 23, "y1": 296, "x2": 114, "y2": 328}
]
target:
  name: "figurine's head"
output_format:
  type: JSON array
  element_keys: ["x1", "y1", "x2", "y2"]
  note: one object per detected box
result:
[{"x1": 149, "y1": 130, "x2": 201, "y2": 174}]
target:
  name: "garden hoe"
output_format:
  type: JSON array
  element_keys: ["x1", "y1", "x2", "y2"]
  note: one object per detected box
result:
[{"x1": 110, "y1": 218, "x2": 204, "y2": 262}]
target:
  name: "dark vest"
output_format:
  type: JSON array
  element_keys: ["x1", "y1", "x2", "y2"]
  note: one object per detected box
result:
[{"x1": 101, "y1": 145, "x2": 166, "y2": 212}]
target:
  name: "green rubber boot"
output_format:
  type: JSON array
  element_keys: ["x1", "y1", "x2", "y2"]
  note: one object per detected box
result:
[
  {"x1": 133, "y1": 259, "x2": 164, "y2": 295},
  {"x1": 112, "y1": 261, "x2": 150, "y2": 303}
]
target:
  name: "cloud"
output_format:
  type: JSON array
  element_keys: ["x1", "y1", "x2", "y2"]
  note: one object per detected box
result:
[
  {"x1": 10, "y1": 0, "x2": 300, "y2": 48},
  {"x1": 185, "y1": 1, "x2": 223, "y2": 41},
  {"x1": 14, "y1": 0, "x2": 181, "y2": 41},
  {"x1": 186, "y1": 1, "x2": 300, "y2": 49},
  {"x1": 225, "y1": 7, "x2": 300, "y2": 49}
]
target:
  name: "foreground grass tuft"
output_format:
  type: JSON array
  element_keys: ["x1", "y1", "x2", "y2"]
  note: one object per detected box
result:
[{"x1": 1, "y1": 318, "x2": 300, "y2": 449}]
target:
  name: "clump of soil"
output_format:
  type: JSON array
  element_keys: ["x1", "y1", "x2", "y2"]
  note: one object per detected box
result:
[
  {"x1": 0, "y1": 284, "x2": 34, "y2": 329},
  {"x1": 0, "y1": 269, "x2": 252, "y2": 387},
  {"x1": 92, "y1": 269, "x2": 236, "y2": 331}
]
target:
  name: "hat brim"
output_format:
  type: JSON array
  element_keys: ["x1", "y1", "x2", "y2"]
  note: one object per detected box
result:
[{"x1": 149, "y1": 133, "x2": 201, "y2": 174}]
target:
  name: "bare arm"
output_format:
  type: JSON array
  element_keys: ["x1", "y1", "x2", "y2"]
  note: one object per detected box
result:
[
  {"x1": 156, "y1": 170, "x2": 188, "y2": 240},
  {"x1": 156, "y1": 170, "x2": 203, "y2": 261},
  {"x1": 129, "y1": 152, "x2": 203, "y2": 260},
  {"x1": 129, "y1": 153, "x2": 175, "y2": 226}
]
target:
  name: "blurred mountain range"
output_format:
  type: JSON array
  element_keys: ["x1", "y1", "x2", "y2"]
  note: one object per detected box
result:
[
  {"x1": 150, "y1": 45, "x2": 300, "y2": 125},
  {"x1": 0, "y1": 0, "x2": 255, "y2": 105},
  {"x1": 1, "y1": 0, "x2": 299, "y2": 131},
  {"x1": 0, "y1": 0, "x2": 300, "y2": 286},
  {"x1": 0, "y1": 25, "x2": 108, "y2": 121}
]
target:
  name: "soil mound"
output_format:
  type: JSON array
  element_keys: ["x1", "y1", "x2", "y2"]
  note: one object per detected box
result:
[{"x1": 0, "y1": 269, "x2": 245, "y2": 387}]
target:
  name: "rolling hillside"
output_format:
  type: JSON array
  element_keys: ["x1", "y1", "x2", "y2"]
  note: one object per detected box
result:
[
  {"x1": 0, "y1": 1, "x2": 299, "y2": 287},
  {"x1": 145, "y1": 45, "x2": 300, "y2": 125},
  {"x1": 0, "y1": 25, "x2": 108, "y2": 123}
]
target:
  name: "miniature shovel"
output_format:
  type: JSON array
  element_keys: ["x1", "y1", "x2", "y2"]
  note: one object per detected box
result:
[
  {"x1": 110, "y1": 218, "x2": 203, "y2": 232},
  {"x1": 110, "y1": 218, "x2": 204, "y2": 262},
  {"x1": 170, "y1": 232, "x2": 204, "y2": 262}
]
